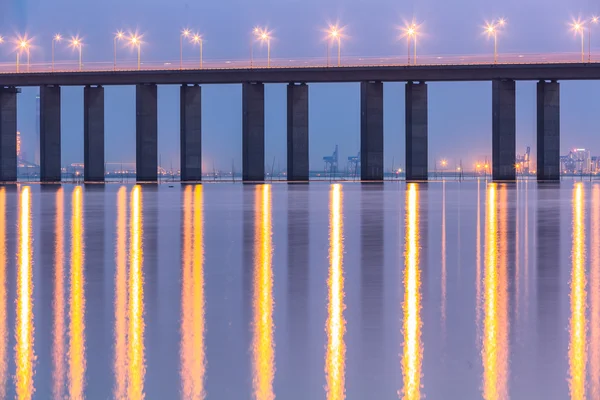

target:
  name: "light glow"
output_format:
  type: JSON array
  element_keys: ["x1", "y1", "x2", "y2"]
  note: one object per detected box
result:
[
  {"x1": 52, "y1": 188, "x2": 65, "y2": 400},
  {"x1": 401, "y1": 183, "x2": 423, "y2": 400}
]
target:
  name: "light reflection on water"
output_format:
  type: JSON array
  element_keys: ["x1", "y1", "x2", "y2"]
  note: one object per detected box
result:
[
  {"x1": 569, "y1": 183, "x2": 586, "y2": 400},
  {"x1": 400, "y1": 183, "x2": 422, "y2": 400},
  {"x1": 0, "y1": 182, "x2": 598, "y2": 398},
  {"x1": 252, "y1": 184, "x2": 275, "y2": 400}
]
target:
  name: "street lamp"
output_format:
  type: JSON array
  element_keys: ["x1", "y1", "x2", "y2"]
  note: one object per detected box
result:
[
  {"x1": 180, "y1": 29, "x2": 191, "y2": 69},
  {"x1": 250, "y1": 27, "x2": 261, "y2": 67},
  {"x1": 70, "y1": 37, "x2": 83, "y2": 71},
  {"x1": 130, "y1": 35, "x2": 142, "y2": 70},
  {"x1": 571, "y1": 20, "x2": 585, "y2": 62},
  {"x1": 258, "y1": 29, "x2": 272, "y2": 67},
  {"x1": 114, "y1": 30, "x2": 125, "y2": 70},
  {"x1": 327, "y1": 25, "x2": 343, "y2": 67},
  {"x1": 484, "y1": 18, "x2": 506, "y2": 63},
  {"x1": 589, "y1": 16, "x2": 599, "y2": 61},
  {"x1": 191, "y1": 34, "x2": 203, "y2": 69},
  {"x1": 401, "y1": 22, "x2": 419, "y2": 65},
  {"x1": 52, "y1": 34, "x2": 62, "y2": 72},
  {"x1": 17, "y1": 39, "x2": 30, "y2": 73}
]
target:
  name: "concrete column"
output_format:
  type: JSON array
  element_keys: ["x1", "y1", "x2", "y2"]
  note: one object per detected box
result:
[
  {"x1": 136, "y1": 84, "x2": 158, "y2": 182},
  {"x1": 287, "y1": 83, "x2": 309, "y2": 182},
  {"x1": 83, "y1": 85, "x2": 105, "y2": 182},
  {"x1": 492, "y1": 79, "x2": 516, "y2": 181},
  {"x1": 40, "y1": 85, "x2": 61, "y2": 182},
  {"x1": 360, "y1": 81, "x2": 384, "y2": 181},
  {"x1": 242, "y1": 82, "x2": 265, "y2": 181},
  {"x1": 537, "y1": 81, "x2": 560, "y2": 181},
  {"x1": 0, "y1": 87, "x2": 18, "y2": 182},
  {"x1": 180, "y1": 85, "x2": 202, "y2": 181},
  {"x1": 405, "y1": 82, "x2": 428, "y2": 181}
]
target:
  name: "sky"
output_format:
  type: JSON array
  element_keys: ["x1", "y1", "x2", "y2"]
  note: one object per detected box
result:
[{"x1": 2, "y1": 0, "x2": 600, "y2": 171}]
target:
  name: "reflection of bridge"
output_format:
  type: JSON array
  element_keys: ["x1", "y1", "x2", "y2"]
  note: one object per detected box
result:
[{"x1": 0, "y1": 58, "x2": 582, "y2": 182}]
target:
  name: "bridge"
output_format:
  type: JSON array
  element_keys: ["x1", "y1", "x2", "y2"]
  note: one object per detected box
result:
[{"x1": 0, "y1": 54, "x2": 589, "y2": 182}]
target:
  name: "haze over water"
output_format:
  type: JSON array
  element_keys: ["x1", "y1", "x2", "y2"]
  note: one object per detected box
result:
[{"x1": 0, "y1": 181, "x2": 597, "y2": 398}]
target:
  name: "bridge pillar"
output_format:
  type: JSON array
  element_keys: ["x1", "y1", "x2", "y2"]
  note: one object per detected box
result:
[
  {"x1": 242, "y1": 82, "x2": 265, "y2": 181},
  {"x1": 492, "y1": 79, "x2": 516, "y2": 181},
  {"x1": 180, "y1": 84, "x2": 202, "y2": 181},
  {"x1": 40, "y1": 85, "x2": 62, "y2": 182},
  {"x1": 0, "y1": 87, "x2": 18, "y2": 182},
  {"x1": 287, "y1": 83, "x2": 309, "y2": 182},
  {"x1": 537, "y1": 81, "x2": 560, "y2": 181},
  {"x1": 360, "y1": 81, "x2": 384, "y2": 181},
  {"x1": 83, "y1": 85, "x2": 105, "y2": 182},
  {"x1": 405, "y1": 82, "x2": 428, "y2": 181},
  {"x1": 136, "y1": 84, "x2": 158, "y2": 182}
]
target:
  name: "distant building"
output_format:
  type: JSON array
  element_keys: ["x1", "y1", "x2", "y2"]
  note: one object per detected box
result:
[{"x1": 561, "y1": 148, "x2": 592, "y2": 174}]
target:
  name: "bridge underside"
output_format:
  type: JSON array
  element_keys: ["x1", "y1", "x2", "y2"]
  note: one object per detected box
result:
[{"x1": 1, "y1": 78, "x2": 563, "y2": 183}]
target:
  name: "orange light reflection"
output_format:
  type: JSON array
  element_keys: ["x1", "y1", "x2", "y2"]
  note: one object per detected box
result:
[
  {"x1": 591, "y1": 185, "x2": 600, "y2": 398},
  {"x1": 181, "y1": 185, "x2": 206, "y2": 398},
  {"x1": 252, "y1": 184, "x2": 275, "y2": 400},
  {"x1": 114, "y1": 186, "x2": 128, "y2": 399},
  {"x1": 400, "y1": 183, "x2": 422, "y2": 400},
  {"x1": 15, "y1": 186, "x2": 34, "y2": 400},
  {"x1": 326, "y1": 183, "x2": 346, "y2": 400},
  {"x1": 69, "y1": 186, "x2": 86, "y2": 398},
  {"x1": 568, "y1": 183, "x2": 586, "y2": 399},
  {"x1": 128, "y1": 185, "x2": 145, "y2": 400},
  {"x1": 0, "y1": 188, "x2": 6, "y2": 399},
  {"x1": 52, "y1": 188, "x2": 65, "y2": 399}
]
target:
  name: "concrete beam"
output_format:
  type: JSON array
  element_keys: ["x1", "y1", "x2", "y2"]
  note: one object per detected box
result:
[
  {"x1": 83, "y1": 85, "x2": 105, "y2": 182},
  {"x1": 287, "y1": 83, "x2": 309, "y2": 181},
  {"x1": 180, "y1": 85, "x2": 202, "y2": 181},
  {"x1": 492, "y1": 79, "x2": 516, "y2": 181},
  {"x1": 136, "y1": 84, "x2": 158, "y2": 182},
  {"x1": 360, "y1": 81, "x2": 384, "y2": 181},
  {"x1": 537, "y1": 81, "x2": 560, "y2": 181},
  {"x1": 0, "y1": 87, "x2": 18, "y2": 182},
  {"x1": 242, "y1": 82, "x2": 265, "y2": 181},
  {"x1": 40, "y1": 85, "x2": 61, "y2": 182},
  {"x1": 405, "y1": 82, "x2": 428, "y2": 181}
]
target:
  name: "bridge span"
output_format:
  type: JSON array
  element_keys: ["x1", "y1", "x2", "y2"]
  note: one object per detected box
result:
[{"x1": 0, "y1": 61, "x2": 574, "y2": 182}]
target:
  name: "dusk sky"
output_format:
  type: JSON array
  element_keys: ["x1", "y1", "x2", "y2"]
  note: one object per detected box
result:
[{"x1": 2, "y1": 0, "x2": 600, "y2": 171}]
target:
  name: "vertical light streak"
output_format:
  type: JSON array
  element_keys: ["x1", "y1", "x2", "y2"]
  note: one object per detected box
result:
[
  {"x1": 441, "y1": 181, "x2": 447, "y2": 330},
  {"x1": 568, "y1": 183, "x2": 586, "y2": 400},
  {"x1": 0, "y1": 188, "x2": 6, "y2": 399},
  {"x1": 128, "y1": 185, "x2": 145, "y2": 400},
  {"x1": 69, "y1": 186, "x2": 86, "y2": 399},
  {"x1": 326, "y1": 183, "x2": 345, "y2": 400},
  {"x1": 400, "y1": 183, "x2": 422, "y2": 400},
  {"x1": 524, "y1": 181, "x2": 529, "y2": 321},
  {"x1": 591, "y1": 185, "x2": 600, "y2": 398},
  {"x1": 515, "y1": 182, "x2": 520, "y2": 321},
  {"x1": 114, "y1": 187, "x2": 128, "y2": 399},
  {"x1": 52, "y1": 188, "x2": 65, "y2": 399},
  {"x1": 15, "y1": 186, "x2": 34, "y2": 400},
  {"x1": 181, "y1": 185, "x2": 193, "y2": 397},
  {"x1": 482, "y1": 183, "x2": 509, "y2": 400},
  {"x1": 252, "y1": 184, "x2": 275, "y2": 400},
  {"x1": 476, "y1": 180, "x2": 482, "y2": 344},
  {"x1": 181, "y1": 185, "x2": 206, "y2": 399}
]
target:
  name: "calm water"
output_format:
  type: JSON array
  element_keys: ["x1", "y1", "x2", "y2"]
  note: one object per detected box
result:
[{"x1": 0, "y1": 181, "x2": 597, "y2": 399}]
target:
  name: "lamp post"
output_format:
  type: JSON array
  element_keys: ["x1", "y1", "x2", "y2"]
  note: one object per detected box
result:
[
  {"x1": 590, "y1": 16, "x2": 599, "y2": 61},
  {"x1": 180, "y1": 29, "x2": 191, "y2": 69},
  {"x1": 485, "y1": 18, "x2": 506, "y2": 63},
  {"x1": 192, "y1": 34, "x2": 203, "y2": 69},
  {"x1": 251, "y1": 27, "x2": 261, "y2": 68},
  {"x1": 572, "y1": 21, "x2": 585, "y2": 62},
  {"x1": 114, "y1": 31, "x2": 124, "y2": 70},
  {"x1": 130, "y1": 36, "x2": 141, "y2": 70},
  {"x1": 17, "y1": 40, "x2": 30, "y2": 73},
  {"x1": 70, "y1": 37, "x2": 83, "y2": 71},
  {"x1": 52, "y1": 34, "x2": 62, "y2": 72},
  {"x1": 327, "y1": 25, "x2": 342, "y2": 67},
  {"x1": 259, "y1": 30, "x2": 271, "y2": 67}
]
